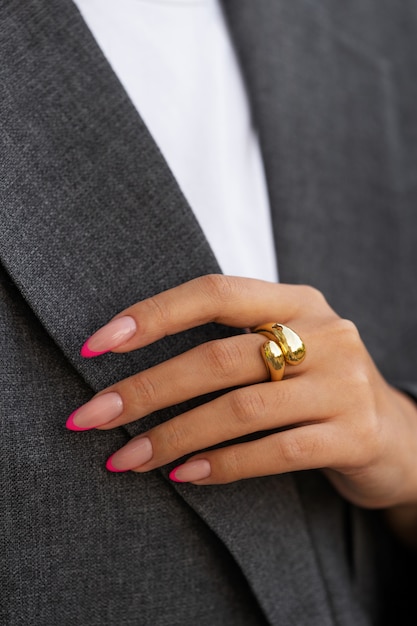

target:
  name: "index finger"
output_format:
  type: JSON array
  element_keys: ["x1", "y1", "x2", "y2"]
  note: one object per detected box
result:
[{"x1": 81, "y1": 275, "x2": 323, "y2": 356}]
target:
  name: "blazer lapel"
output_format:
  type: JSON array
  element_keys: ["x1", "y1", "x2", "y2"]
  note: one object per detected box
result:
[
  {"x1": 1, "y1": 0, "x2": 225, "y2": 386},
  {"x1": 0, "y1": 2, "x2": 368, "y2": 623}
]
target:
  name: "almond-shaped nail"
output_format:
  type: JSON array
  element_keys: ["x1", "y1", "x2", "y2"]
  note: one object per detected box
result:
[
  {"x1": 106, "y1": 437, "x2": 153, "y2": 473},
  {"x1": 66, "y1": 392, "x2": 123, "y2": 431},
  {"x1": 169, "y1": 460, "x2": 211, "y2": 483},
  {"x1": 81, "y1": 316, "x2": 137, "y2": 357}
]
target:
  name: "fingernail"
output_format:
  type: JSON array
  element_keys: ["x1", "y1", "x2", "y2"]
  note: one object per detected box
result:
[
  {"x1": 169, "y1": 460, "x2": 211, "y2": 483},
  {"x1": 66, "y1": 392, "x2": 123, "y2": 431},
  {"x1": 106, "y1": 437, "x2": 153, "y2": 472},
  {"x1": 81, "y1": 316, "x2": 137, "y2": 357}
]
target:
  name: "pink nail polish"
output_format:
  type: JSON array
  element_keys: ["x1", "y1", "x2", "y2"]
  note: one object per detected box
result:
[
  {"x1": 66, "y1": 410, "x2": 93, "y2": 432},
  {"x1": 66, "y1": 392, "x2": 123, "y2": 431},
  {"x1": 81, "y1": 316, "x2": 137, "y2": 358},
  {"x1": 106, "y1": 437, "x2": 153, "y2": 472},
  {"x1": 106, "y1": 454, "x2": 128, "y2": 473},
  {"x1": 169, "y1": 468, "x2": 185, "y2": 483},
  {"x1": 80, "y1": 344, "x2": 108, "y2": 358},
  {"x1": 169, "y1": 460, "x2": 211, "y2": 483}
]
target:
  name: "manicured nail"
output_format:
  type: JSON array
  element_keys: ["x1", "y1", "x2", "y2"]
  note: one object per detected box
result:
[
  {"x1": 66, "y1": 392, "x2": 123, "y2": 431},
  {"x1": 169, "y1": 460, "x2": 211, "y2": 483},
  {"x1": 81, "y1": 316, "x2": 137, "y2": 357},
  {"x1": 106, "y1": 437, "x2": 153, "y2": 473}
]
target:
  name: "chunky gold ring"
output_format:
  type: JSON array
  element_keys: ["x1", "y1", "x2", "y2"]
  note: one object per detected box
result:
[{"x1": 253, "y1": 323, "x2": 306, "y2": 381}]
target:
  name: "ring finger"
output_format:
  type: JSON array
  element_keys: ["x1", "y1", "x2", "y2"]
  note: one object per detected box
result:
[{"x1": 105, "y1": 374, "x2": 329, "y2": 473}]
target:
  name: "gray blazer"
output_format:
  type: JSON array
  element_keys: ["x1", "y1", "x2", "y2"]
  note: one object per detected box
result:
[{"x1": 1, "y1": 1, "x2": 417, "y2": 624}]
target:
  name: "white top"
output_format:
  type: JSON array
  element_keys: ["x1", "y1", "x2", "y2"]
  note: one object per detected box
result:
[{"x1": 73, "y1": 0, "x2": 278, "y2": 282}]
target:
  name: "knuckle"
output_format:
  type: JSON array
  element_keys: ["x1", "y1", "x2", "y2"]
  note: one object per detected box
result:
[
  {"x1": 228, "y1": 387, "x2": 267, "y2": 427},
  {"x1": 132, "y1": 372, "x2": 158, "y2": 407},
  {"x1": 338, "y1": 403, "x2": 381, "y2": 469},
  {"x1": 298, "y1": 285, "x2": 327, "y2": 306},
  {"x1": 144, "y1": 295, "x2": 171, "y2": 327},
  {"x1": 199, "y1": 274, "x2": 240, "y2": 304},
  {"x1": 355, "y1": 411, "x2": 381, "y2": 461},
  {"x1": 162, "y1": 420, "x2": 186, "y2": 456},
  {"x1": 202, "y1": 340, "x2": 244, "y2": 381},
  {"x1": 343, "y1": 360, "x2": 374, "y2": 409},
  {"x1": 350, "y1": 365, "x2": 372, "y2": 395},
  {"x1": 279, "y1": 434, "x2": 314, "y2": 467},
  {"x1": 292, "y1": 284, "x2": 330, "y2": 317},
  {"x1": 336, "y1": 318, "x2": 362, "y2": 344},
  {"x1": 215, "y1": 446, "x2": 244, "y2": 483}
]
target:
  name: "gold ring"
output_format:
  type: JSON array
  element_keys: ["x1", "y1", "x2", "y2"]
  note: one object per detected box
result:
[{"x1": 253, "y1": 323, "x2": 306, "y2": 381}]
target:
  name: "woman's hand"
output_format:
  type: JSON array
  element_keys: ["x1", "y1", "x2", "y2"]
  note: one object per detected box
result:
[{"x1": 67, "y1": 275, "x2": 417, "y2": 511}]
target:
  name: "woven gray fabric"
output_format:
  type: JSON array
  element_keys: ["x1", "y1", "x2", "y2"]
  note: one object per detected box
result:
[{"x1": 1, "y1": 1, "x2": 417, "y2": 624}]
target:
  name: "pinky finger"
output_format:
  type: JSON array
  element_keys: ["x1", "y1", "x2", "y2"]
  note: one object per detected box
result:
[{"x1": 169, "y1": 424, "x2": 337, "y2": 485}]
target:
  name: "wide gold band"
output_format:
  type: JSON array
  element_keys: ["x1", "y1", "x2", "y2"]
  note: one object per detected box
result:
[{"x1": 253, "y1": 323, "x2": 306, "y2": 381}]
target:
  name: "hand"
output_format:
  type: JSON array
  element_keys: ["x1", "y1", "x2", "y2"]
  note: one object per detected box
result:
[{"x1": 67, "y1": 275, "x2": 417, "y2": 510}]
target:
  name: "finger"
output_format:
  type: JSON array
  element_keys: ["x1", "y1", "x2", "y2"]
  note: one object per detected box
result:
[
  {"x1": 70, "y1": 313, "x2": 334, "y2": 432},
  {"x1": 81, "y1": 275, "x2": 330, "y2": 355},
  {"x1": 104, "y1": 376, "x2": 332, "y2": 472},
  {"x1": 71, "y1": 333, "x2": 269, "y2": 430},
  {"x1": 169, "y1": 423, "x2": 340, "y2": 485}
]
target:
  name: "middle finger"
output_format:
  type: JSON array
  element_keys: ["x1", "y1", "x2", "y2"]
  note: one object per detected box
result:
[{"x1": 67, "y1": 333, "x2": 276, "y2": 431}]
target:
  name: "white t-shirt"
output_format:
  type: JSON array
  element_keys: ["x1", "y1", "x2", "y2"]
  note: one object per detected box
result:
[{"x1": 73, "y1": 0, "x2": 278, "y2": 282}]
